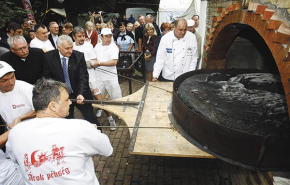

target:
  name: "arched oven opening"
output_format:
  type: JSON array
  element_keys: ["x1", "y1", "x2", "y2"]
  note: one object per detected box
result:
[{"x1": 225, "y1": 25, "x2": 278, "y2": 75}]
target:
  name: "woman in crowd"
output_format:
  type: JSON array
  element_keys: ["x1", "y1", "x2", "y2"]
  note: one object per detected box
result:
[
  {"x1": 160, "y1": 22, "x2": 171, "y2": 36},
  {"x1": 95, "y1": 23, "x2": 101, "y2": 34},
  {"x1": 142, "y1": 23, "x2": 159, "y2": 81},
  {"x1": 156, "y1": 22, "x2": 171, "y2": 49},
  {"x1": 60, "y1": 25, "x2": 67, "y2": 35},
  {"x1": 97, "y1": 23, "x2": 108, "y2": 43},
  {"x1": 116, "y1": 22, "x2": 134, "y2": 59},
  {"x1": 126, "y1": 23, "x2": 133, "y2": 32},
  {"x1": 64, "y1": 22, "x2": 73, "y2": 38},
  {"x1": 85, "y1": 21, "x2": 98, "y2": 47},
  {"x1": 107, "y1": 21, "x2": 119, "y2": 42}
]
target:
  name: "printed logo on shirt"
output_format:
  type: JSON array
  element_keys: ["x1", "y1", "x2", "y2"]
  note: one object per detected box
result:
[
  {"x1": 186, "y1": 47, "x2": 193, "y2": 55},
  {"x1": 24, "y1": 144, "x2": 66, "y2": 172},
  {"x1": 166, "y1": 48, "x2": 172, "y2": 53},
  {"x1": 12, "y1": 104, "x2": 25, "y2": 109},
  {"x1": 23, "y1": 145, "x2": 70, "y2": 182}
]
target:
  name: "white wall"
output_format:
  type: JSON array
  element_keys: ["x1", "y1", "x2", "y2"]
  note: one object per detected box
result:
[{"x1": 197, "y1": 1, "x2": 208, "y2": 69}]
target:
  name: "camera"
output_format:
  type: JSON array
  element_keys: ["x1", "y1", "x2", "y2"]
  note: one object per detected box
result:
[{"x1": 27, "y1": 21, "x2": 32, "y2": 24}]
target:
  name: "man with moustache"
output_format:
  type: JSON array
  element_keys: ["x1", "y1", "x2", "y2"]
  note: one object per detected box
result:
[
  {"x1": 30, "y1": 24, "x2": 54, "y2": 53},
  {"x1": 1, "y1": 35, "x2": 45, "y2": 85}
]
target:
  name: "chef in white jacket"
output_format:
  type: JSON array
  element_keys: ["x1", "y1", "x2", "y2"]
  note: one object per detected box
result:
[{"x1": 152, "y1": 18, "x2": 198, "y2": 81}]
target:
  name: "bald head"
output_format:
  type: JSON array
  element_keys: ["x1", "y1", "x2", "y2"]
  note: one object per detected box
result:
[
  {"x1": 174, "y1": 18, "x2": 187, "y2": 27},
  {"x1": 174, "y1": 18, "x2": 187, "y2": 39}
]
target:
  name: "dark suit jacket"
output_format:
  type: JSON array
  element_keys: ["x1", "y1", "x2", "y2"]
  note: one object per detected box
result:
[
  {"x1": 0, "y1": 33, "x2": 9, "y2": 49},
  {"x1": 48, "y1": 33, "x2": 57, "y2": 49},
  {"x1": 135, "y1": 26, "x2": 143, "y2": 47},
  {"x1": 153, "y1": 22, "x2": 161, "y2": 36},
  {"x1": 43, "y1": 49, "x2": 91, "y2": 98},
  {"x1": 1, "y1": 48, "x2": 45, "y2": 84}
]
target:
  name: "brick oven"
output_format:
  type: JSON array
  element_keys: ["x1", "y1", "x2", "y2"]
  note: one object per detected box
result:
[{"x1": 203, "y1": 0, "x2": 290, "y2": 116}]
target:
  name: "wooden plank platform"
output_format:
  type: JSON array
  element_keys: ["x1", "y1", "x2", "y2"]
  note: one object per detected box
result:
[{"x1": 92, "y1": 82, "x2": 213, "y2": 158}]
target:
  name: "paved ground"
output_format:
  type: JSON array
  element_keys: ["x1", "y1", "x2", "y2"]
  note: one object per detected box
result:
[
  {"x1": 87, "y1": 77, "x2": 221, "y2": 185},
  {"x1": 76, "y1": 76, "x2": 288, "y2": 185}
]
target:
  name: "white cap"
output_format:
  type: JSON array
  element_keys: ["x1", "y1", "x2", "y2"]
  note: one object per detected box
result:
[
  {"x1": 101, "y1": 28, "x2": 112, "y2": 36},
  {"x1": 0, "y1": 61, "x2": 15, "y2": 78},
  {"x1": 187, "y1": 19, "x2": 195, "y2": 27}
]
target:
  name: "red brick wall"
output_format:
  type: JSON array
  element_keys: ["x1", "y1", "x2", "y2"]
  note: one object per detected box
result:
[{"x1": 204, "y1": 0, "x2": 290, "y2": 116}]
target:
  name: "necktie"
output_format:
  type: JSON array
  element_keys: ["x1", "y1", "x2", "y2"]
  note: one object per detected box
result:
[{"x1": 62, "y1": 57, "x2": 73, "y2": 94}]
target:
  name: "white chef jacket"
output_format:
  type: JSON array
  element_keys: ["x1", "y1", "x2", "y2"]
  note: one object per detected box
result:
[{"x1": 153, "y1": 30, "x2": 198, "y2": 81}]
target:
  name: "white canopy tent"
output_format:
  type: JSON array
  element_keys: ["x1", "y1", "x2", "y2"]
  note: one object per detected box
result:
[
  {"x1": 157, "y1": 0, "x2": 192, "y2": 25},
  {"x1": 48, "y1": 8, "x2": 66, "y2": 17},
  {"x1": 177, "y1": 0, "x2": 201, "y2": 20}
]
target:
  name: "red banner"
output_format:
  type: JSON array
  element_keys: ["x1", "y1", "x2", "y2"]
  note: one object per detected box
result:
[{"x1": 22, "y1": 0, "x2": 36, "y2": 21}]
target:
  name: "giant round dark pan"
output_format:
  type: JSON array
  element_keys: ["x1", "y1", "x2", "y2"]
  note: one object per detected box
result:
[{"x1": 172, "y1": 69, "x2": 290, "y2": 171}]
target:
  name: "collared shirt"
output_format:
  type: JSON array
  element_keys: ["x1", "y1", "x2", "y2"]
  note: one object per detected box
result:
[
  {"x1": 59, "y1": 52, "x2": 69, "y2": 68},
  {"x1": 51, "y1": 34, "x2": 58, "y2": 47}
]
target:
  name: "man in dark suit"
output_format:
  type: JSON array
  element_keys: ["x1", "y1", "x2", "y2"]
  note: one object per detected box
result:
[
  {"x1": 48, "y1": 21, "x2": 59, "y2": 49},
  {"x1": 43, "y1": 35, "x2": 101, "y2": 128},
  {"x1": 135, "y1": 15, "x2": 145, "y2": 51},
  {"x1": 0, "y1": 22, "x2": 22, "y2": 49},
  {"x1": 1, "y1": 35, "x2": 44, "y2": 84}
]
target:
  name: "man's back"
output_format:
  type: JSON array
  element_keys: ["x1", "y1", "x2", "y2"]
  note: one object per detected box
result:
[{"x1": 7, "y1": 118, "x2": 112, "y2": 185}]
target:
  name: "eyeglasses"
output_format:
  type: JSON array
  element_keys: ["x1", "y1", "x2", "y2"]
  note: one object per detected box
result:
[{"x1": 13, "y1": 45, "x2": 28, "y2": 52}]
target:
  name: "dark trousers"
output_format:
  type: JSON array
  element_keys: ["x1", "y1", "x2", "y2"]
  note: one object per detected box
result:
[
  {"x1": 158, "y1": 71, "x2": 174, "y2": 82},
  {"x1": 67, "y1": 94, "x2": 101, "y2": 131}
]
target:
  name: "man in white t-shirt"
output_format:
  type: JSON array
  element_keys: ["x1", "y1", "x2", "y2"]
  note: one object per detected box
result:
[
  {"x1": 0, "y1": 131, "x2": 24, "y2": 185},
  {"x1": 6, "y1": 78, "x2": 113, "y2": 185},
  {"x1": 72, "y1": 26, "x2": 117, "y2": 131},
  {"x1": 0, "y1": 61, "x2": 35, "y2": 129},
  {"x1": 93, "y1": 28, "x2": 122, "y2": 101},
  {"x1": 30, "y1": 24, "x2": 54, "y2": 53}
]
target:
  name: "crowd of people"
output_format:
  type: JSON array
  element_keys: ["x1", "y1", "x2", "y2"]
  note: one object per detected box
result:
[{"x1": 0, "y1": 12, "x2": 201, "y2": 184}]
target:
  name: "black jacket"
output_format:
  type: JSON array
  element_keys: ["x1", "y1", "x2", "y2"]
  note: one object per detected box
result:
[
  {"x1": 43, "y1": 49, "x2": 91, "y2": 99},
  {"x1": 48, "y1": 33, "x2": 58, "y2": 49},
  {"x1": 1, "y1": 48, "x2": 45, "y2": 84}
]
